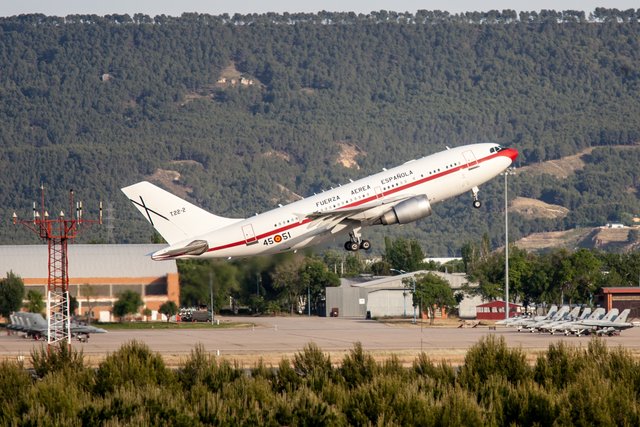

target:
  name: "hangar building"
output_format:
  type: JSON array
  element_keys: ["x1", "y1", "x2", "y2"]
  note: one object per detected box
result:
[
  {"x1": 600, "y1": 287, "x2": 640, "y2": 319},
  {"x1": 0, "y1": 244, "x2": 179, "y2": 321},
  {"x1": 325, "y1": 271, "x2": 482, "y2": 319}
]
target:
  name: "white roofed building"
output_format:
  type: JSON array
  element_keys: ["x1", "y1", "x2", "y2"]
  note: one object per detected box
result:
[
  {"x1": 325, "y1": 270, "x2": 482, "y2": 319},
  {"x1": 0, "y1": 244, "x2": 179, "y2": 322}
]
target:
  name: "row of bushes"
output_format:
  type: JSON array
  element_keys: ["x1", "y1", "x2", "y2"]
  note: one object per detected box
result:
[{"x1": 1, "y1": 336, "x2": 639, "y2": 425}]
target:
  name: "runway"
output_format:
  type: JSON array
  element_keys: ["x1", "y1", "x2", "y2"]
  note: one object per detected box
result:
[{"x1": 2, "y1": 316, "x2": 639, "y2": 367}]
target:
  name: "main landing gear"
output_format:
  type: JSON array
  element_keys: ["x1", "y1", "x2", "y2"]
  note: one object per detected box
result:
[
  {"x1": 471, "y1": 186, "x2": 482, "y2": 208},
  {"x1": 344, "y1": 228, "x2": 371, "y2": 252}
]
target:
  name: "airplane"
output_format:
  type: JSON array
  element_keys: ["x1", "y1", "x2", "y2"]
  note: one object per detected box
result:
[
  {"x1": 122, "y1": 143, "x2": 518, "y2": 260},
  {"x1": 509, "y1": 305, "x2": 565, "y2": 331},
  {"x1": 551, "y1": 307, "x2": 607, "y2": 335},
  {"x1": 595, "y1": 309, "x2": 633, "y2": 336},
  {"x1": 570, "y1": 308, "x2": 620, "y2": 337},
  {"x1": 548, "y1": 307, "x2": 603, "y2": 335},
  {"x1": 496, "y1": 304, "x2": 558, "y2": 327},
  {"x1": 538, "y1": 307, "x2": 591, "y2": 334},
  {"x1": 8, "y1": 312, "x2": 107, "y2": 342},
  {"x1": 6, "y1": 313, "x2": 27, "y2": 334},
  {"x1": 521, "y1": 305, "x2": 571, "y2": 332}
]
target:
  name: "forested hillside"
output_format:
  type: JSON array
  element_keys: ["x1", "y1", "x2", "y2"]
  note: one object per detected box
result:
[{"x1": 2, "y1": 9, "x2": 640, "y2": 254}]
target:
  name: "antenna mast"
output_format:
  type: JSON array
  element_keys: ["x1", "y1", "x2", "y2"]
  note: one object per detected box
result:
[{"x1": 13, "y1": 186, "x2": 102, "y2": 348}]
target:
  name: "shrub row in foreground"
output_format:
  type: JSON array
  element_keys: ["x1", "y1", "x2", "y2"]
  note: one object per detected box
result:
[{"x1": 1, "y1": 336, "x2": 639, "y2": 425}]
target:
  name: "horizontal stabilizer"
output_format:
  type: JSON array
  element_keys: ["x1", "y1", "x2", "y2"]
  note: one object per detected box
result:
[{"x1": 151, "y1": 240, "x2": 209, "y2": 260}]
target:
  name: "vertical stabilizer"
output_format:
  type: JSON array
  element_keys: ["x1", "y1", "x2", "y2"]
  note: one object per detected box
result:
[
  {"x1": 121, "y1": 181, "x2": 243, "y2": 245},
  {"x1": 614, "y1": 309, "x2": 631, "y2": 324}
]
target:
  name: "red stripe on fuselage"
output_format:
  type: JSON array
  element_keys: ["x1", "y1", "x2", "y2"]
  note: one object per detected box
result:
[
  {"x1": 206, "y1": 218, "x2": 314, "y2": 252},
  {"x1": 203, "y1": 149, "x2": 516, "y2": 255}
]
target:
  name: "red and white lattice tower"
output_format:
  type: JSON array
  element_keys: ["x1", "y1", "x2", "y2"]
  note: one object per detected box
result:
[{"x1": 13, "y1": 186, "x2": 101, "y2": 347}]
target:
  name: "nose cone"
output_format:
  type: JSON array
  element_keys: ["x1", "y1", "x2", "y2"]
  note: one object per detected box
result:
[{"x1": 504, "y1": 147, "x2": 518, "y2": 163}]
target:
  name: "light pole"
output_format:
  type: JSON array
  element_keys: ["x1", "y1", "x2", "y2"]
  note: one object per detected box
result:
[
  {"x1": 209, "y1": 270, "x2": 215, "y2": 325},
  {"x1": 412, "y1": 277, "x2": 417, "y2": 324},
  {"x1": 502, "y1": 167, "x2": 516, "y2": 319},
  {"x1": 308, "y1": 282, "x2": 311, "y2": 317}
]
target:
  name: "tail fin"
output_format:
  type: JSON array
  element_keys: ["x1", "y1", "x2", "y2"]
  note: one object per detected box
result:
[
  {"x1": 28, "y1": 313, "x2": 47, "y2": 328},
  {"x1": 121, "y1": 181, "x2": 243, "y2": 245},
  {"x1": 615, "y1": 309, "x2": 631, "y2": 323}
]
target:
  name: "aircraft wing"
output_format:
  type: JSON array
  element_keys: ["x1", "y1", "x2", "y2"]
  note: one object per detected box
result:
[
  {"x1": 304, "y1": 194, "x2": 416, "y2": 223},
  {"x1": 71, "y1": 323, "x2": 107, "y2": 334}
]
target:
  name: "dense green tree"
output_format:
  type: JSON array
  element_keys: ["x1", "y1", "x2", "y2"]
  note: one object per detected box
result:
[
  {"x1": 342, "y1": 253, "x2": 365, "y2": 277},
  {"x1": 158, "y1": 300, "x2": 178, "y2": 322},
  {"x1": 466, "y1": 246, "x2": 640, "y2": 306},
  {"x1": 177, "y1": 260, "x2": 213, "y2": 307},
  {"x1": 271, "y1": 255, "x2": 306, "y2": 314},
  {"x1": 0, "y1": 272, "x2": 25, "y2": 318},
  {"x1": 504, "y1": 246, "x2": 532, "y2": 304},
  {"x1": 461, "y1": 234, "x2": 492, "y2": 273},
  {"x1": 178, "y1": 260, "x2": 241, "y2": 311},
  {"x1": 69, "y1": 295, "x2": 78, "y2": 316},
  {"x1": 321, "y1": 250, "x2": 344, "y2": 276},
  {"x1": 112, "y1": 290, "x2": 143, "y2": 321},
  {"x1": 564, "y1": 249, "x2": 603, "y2": 304},
  {"x1": 300, "y1": 257, "x2": 340, "y2": 314},
  {"x1": 383, "y1": 237, "x2": 426, "y2": 272},
  {"x1": 369, "y1": 260, "x2": 391, "y2": 276},
  {"x1": 468, "y1": 250, "x2": 505, "y2": 301},
  {"x1": 24, "y1": 290, "x2": 44, "y2": 314},
  {"x1": 408, "y1": 272, "x2": 457, "y2": 324}
]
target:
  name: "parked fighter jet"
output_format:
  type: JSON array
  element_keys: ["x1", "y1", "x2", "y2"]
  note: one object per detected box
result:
[
  {"x1": 6, "y1": 313, "x2": 29, "y2": 333},
  {"x1": 8, "y1": 312, "x2": 107, "y2": 342},
  {"x1": 538, "y1": 307, "x2": 591, "y2": 334},
  {"x1": 595, "y1": 309, "x2": 633, "y2": 336},
  {"x1": 570, "y1": 308, "x2": 619, "y2": 337},
  {"x1": 500, "y1": 305, "x2": 559, "y2": 329},
  {"x1": 549, "y1": 307, "x2": 604, "y2": 335},
  {"x1": 527, "y1": 306, "x2": 581, "y2": 333},
  {"x1": 518, "y1": 305, "x2": 570, "y2": 332}
]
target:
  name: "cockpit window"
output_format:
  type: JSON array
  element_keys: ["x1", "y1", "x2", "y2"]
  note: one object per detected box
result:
[{"x1": 490, "y1": 145, "x2": 504, "y2": 153}]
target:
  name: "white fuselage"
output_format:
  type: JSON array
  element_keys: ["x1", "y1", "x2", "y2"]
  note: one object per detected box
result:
[{"x1": 153, "y1": 143, "x2": 517, "y2": 259}]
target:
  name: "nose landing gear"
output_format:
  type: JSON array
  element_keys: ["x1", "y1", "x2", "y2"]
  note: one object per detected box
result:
[{"x1": 471, "y1": 186, "x2": 482, "y2": 208}]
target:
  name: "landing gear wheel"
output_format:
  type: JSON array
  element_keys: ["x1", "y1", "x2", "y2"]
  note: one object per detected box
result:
[
  {"x1": 360, "y1": 240, "x2": 371, "y2": 251},
  {"x1": 348, "y1": 241, "x2": 360, "y2": 252},
  {"x1": 473, "y1": 199, "x2": 482, "y2": 209},
  {"x1": 344, "y1": 227, "x2": 364, "y2": 252}
]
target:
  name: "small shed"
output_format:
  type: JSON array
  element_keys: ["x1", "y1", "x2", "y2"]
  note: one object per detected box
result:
[{"x1": 476, "y1": 301, "x2": 522, "y2": 320}]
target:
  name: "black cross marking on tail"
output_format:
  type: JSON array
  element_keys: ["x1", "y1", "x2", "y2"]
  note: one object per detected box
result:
[{"x1": 130, "y1": 196, "x2": 168, "y2": 226}]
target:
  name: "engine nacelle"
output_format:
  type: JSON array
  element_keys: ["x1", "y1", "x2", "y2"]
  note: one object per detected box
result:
[{"x1": 380, "y1": 195, "x2": 432, "y2": 225}]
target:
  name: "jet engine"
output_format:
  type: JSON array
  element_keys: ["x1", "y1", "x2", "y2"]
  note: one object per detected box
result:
[{"x1": 380, "y1": 195, "x2": 432, "y2": 225}]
